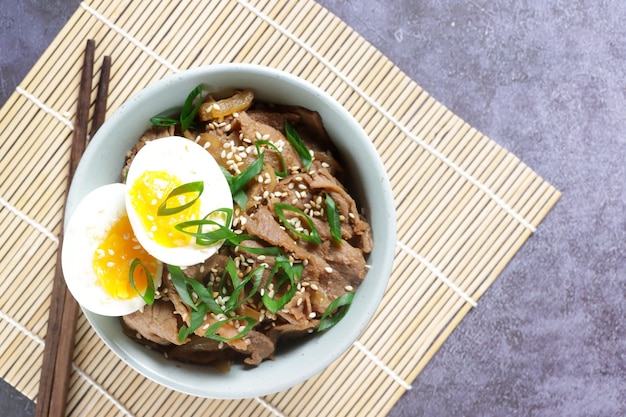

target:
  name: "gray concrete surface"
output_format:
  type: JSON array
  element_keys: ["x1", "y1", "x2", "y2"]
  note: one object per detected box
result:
[{"x1": 2, "y1": 1, "x2": 625, "y2": 416}]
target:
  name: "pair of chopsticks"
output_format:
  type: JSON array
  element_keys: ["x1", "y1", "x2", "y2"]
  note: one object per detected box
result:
[{"x1": 34, "y1": 39, "x2": 111, "y2": 417}]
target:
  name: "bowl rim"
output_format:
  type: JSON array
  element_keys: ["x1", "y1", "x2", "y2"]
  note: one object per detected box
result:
[{"x1": 66, "y1": 63, "x2": 397, "y2": 399}]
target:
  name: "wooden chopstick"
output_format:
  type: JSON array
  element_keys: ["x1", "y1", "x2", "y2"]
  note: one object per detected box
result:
[
  {"x1": 90, "y1": 55, "x2": 111, "y2": 138},
  {"x1": 34, "y1": 39, "x2": 111, "y2": 417}
]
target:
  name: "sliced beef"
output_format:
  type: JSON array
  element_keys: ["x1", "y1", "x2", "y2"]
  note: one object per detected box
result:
[
  {"x1": 242, "y1": 206, "x2": 299, "y2": 255},
  {"x1": 121, "y1": 125, "x2": 175, "y2": 181},
  {"x1": 230, "y1": 330, "x2": 275, "y2": 366},
  {"x1": 267, "y1": 321, "x2": 318, "y2": 346},
  {"x1": 238, "y1": 111, "x2": 302, "y2": 172},
  {"x1": 162, "y1": 267, "x2": 191, "y2": 326},
  {"x1": 122, "y1": 299, "x2": 183, "y2": 346},
  {"x1": 167, "y1": 336, "x2": 233, "y2": 365}
]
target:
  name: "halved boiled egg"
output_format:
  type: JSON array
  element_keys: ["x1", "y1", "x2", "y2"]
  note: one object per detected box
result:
[
  {"x1": 124, "y1": 136, "x2": 233, "y2": 267},
  {"x1": 62, "y1": 183, "x2": 163, "y2": 316}
]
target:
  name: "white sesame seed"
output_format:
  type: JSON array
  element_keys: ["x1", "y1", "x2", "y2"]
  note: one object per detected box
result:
[
  {"x1": 310, "y1": 283, "x2": 319, "y2": 291},
  {"x1": 213, "y1": 103, "x2": 221, "y2": 111},
  {"x1": 345, "y1": 285, "x2": 354, "y2": 292},
  {"x1": 325, "y1": 266, "x2": 334, "y2": 273},
  {"x1": 308, "y1": 312, "x2": 317, "y2": 319}
]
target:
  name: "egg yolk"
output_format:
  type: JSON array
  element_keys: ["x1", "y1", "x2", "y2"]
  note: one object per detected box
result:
[
  {"x1": 127, "y1": 170, "x2": 201, "y2": 248},
  {"x1": 92, "y1": 215, "x2": 159, "y2": 300}
]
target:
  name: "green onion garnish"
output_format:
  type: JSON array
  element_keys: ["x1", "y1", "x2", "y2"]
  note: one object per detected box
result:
[
  {"x1": 167, "y1": 265, "x2": 198, "y2": 311},
  {"x1": 186, "y1": 278, "x2": 223, "y2": 315},
  {"x1": 175, "y1": 207, "x2": 235, "y2": 246},
  {"x1": 274, "y1": 203, "x2": 322, "y2": 245},
  {"x1": 177, "y1": 303, "x2": 210, "y2": 342},
  {"x1": 325, "y1": 193, "x2": 342, "y2": 245},
  {"x1": 176, "y1": 208, "x2": 286, "y2": 257},
  {"x1": 157, "y1": 181, "x2": 204, "y2": 216},
  {"x1": 150, "y1": 116, "x2": 178, "y2": 127},
  {"x1": 204, "y1": 315, "x2": 257, "y2": 342},
  {"x1": 317, "y1": 291, "x2": 355, "y2": 332},
  {"x1": 222, "y1": 259, "x2": 266, "y2": 313},
  {"x1": 230, "y1": 151, "x2": 265, "y2": 208},
  {"x1": 179, "y1": 84, "x2": 204, "y2": 133},
  {"x1": 284, "y1": 121, "x2": 312, "y2": 171},
  {"x1": 255, "y1": 140, "x2": 287, "y2": 178},
  {"x1": 262, "y1": 256, "x2": 303, "y2": 314},
  {"x1": 129, "y1": 259, "x2": 155, "y2": 306},
  {"x1": 150, "y1": 84, "x2": 204, "y2": 133}
]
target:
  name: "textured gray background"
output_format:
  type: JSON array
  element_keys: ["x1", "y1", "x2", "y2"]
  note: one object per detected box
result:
[{"x1": 2, "y1": 1, "x2": 625, "y2": 416}]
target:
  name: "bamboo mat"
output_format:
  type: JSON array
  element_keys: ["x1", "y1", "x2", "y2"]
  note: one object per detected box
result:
[{"x1": 0, "y1": 0, "x2": 560, "y2": 416}]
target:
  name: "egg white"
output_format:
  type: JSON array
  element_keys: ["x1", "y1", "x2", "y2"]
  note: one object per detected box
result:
[
  {"x1": 62, "y1": 183, "x2": 163, "y2": 316},
  {"x1": 124, "y1": 136, "x2": 233, "y2": 267}
]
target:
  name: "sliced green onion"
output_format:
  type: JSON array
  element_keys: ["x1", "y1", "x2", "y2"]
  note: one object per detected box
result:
[
  {"x1": 175, "y1": 208, "x2": 285, "y2": 255},
  {"x1": 149, "y1": 116, "x2": 178, "y2": 127},
  {"x1": 157, "y1": 181, "x2": 204, "y2": 216},
  {"x1": 177, "y1": 302, "x2": 210, "y2": 342},
  {"x1": 186, "y1": 278, "x2": 223, "y2": 315},
  {"x1": 325, "y1": 193, "x2": 343, "y2": 245},
  {"x1": 262, "y1": 256, "x2": 303, "y2": 314},
  {"x1": 274, "y1": 203, "x2": 322, "y2": 245},
  {"x1": 255, "y1": 140, "x2": 287, "y2": 177},
  {"x1": 167, "y1": 265, "x2": 198, "y2": 311},
  {"x1": 229, "y1": 152, "x2": 265, "y2": 208},
  {"x1": 150, "y1": 84, "x2": 204, "y2": 132},
  {"x1": 284, "y1": 121, "x2": 312, "y2": 171},
  {"x1": 224, "y1": 263, "x2": 266, "y2": 313},
  {"x1": 204, "y1": 315, "x2": 257, "y2": 342},
  {"x1": 237, "y1": 244, "x2": 284, "y2": 256},
  {"x1": 129, "y1": 259, "x2": 155, "y2": 306},
  {"x1": 179, "y1": 84, "x2": 204, "y2": 132},
  {"x1": 317, "y1": 291, "x2": 355, "y2": 332},
  {"x1": 175, "y1": 208, "x2": 235, "y2": 246}
]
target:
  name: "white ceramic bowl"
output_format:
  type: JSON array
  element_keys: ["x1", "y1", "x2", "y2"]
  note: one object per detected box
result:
[{"x1": 65, "y1": 63, "x2": 396, "y2": 399}]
